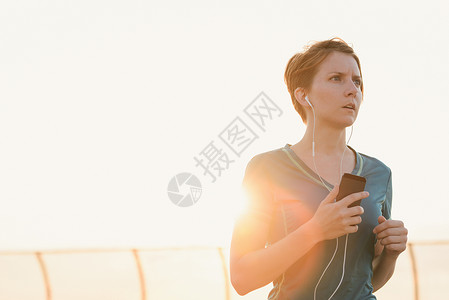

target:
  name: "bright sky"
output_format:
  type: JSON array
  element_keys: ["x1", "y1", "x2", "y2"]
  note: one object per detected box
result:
[{"x1": 0, "y1": 0, "x2": 448, "y2": 252}]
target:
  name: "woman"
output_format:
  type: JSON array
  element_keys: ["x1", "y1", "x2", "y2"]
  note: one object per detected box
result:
[{"x1": 230, "y1": 38, "x2": 408, "y2": 299}]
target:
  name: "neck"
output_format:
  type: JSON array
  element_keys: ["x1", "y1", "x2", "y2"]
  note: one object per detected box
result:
[{"x1": 299, "y1": 120, "x2": 350, "y2": 156}]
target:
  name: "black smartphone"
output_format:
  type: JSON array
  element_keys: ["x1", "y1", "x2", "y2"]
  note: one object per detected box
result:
[{"x1": 336, "y1": 173, "x2": 367, "y2": 208}]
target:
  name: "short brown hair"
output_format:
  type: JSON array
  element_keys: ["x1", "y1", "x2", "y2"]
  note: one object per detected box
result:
[{"x1": 284, "y1": 38, "x2": 364, "y2": 124}]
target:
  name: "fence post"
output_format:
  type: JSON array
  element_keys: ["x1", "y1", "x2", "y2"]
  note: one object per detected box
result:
[
  {"x1": 218, "y1": 247, "x2": 231, "y2": 300},
  {"x1": 35, "y1": 252, "x2": 52, "y2": 300},
  {"x1": 408, "y1": 243, "x2": 419, "y2": 300},
  {"x1": 132, "y1": 249, "x2": 147, "y2": 300}
]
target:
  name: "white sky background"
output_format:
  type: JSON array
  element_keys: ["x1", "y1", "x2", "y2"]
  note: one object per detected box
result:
[{"x1": 0, "y1": 0, "x2": 448, "y2": 251}]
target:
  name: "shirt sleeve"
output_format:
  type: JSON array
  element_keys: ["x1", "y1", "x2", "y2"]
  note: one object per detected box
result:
[
  {"x1": 382, "y1": 169, "x2": 392, "y2": 220},
  {"x1": 241, "y1": 154, "x2": 275, "y2": 225}
]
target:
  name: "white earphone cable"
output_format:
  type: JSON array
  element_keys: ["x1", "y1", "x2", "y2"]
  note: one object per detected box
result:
[
  {"x1": 308, "y1": 97, "x2": 354, "y2": 300},
  {"x1": 327, "y1": 234, "x2": 349, "y2": 299}
]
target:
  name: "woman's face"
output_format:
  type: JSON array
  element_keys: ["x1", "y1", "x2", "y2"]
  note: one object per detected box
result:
[{"x1": 306, "y1": 51, "x2": 363, "y2": 128}]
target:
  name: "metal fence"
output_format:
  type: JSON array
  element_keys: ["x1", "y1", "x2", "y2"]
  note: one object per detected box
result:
[{"x1": 0, "y1": 241, "x2": 448, "y2": 300}]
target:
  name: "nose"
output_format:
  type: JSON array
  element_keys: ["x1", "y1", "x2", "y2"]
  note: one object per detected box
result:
[{"x1": 344, "y1": 80, "x2": 359, "y2": 98}]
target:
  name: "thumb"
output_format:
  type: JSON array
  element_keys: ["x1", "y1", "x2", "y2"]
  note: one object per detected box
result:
[
  {"x1": 322, "y1": 185, "x2": 339, "y2": 204},
  {"x1": 378, "y1": 215, "x2": 387, "y2": 224}
]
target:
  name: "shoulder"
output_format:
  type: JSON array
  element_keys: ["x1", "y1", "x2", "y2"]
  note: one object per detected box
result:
[
  {"x1": 245, "y1": 146, "x2": 286, "y2": 171},
  {"x1": 358, "y1": 150, "x2": 392, "y2": 177},
  {"x1": 242, "y1": 146, "x2": 287, "y2": 185}
]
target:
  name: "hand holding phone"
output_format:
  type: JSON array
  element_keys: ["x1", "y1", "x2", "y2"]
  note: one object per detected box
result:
[
  {"x1": 309, "y1": 173, "x2": 368, "y2": 240},
  {"x1": 336, "y1": 173, "x2": 367, "y2": 208}
]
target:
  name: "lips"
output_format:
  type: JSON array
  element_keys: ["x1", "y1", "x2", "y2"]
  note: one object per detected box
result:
[{"x1": 343, "y1": 103, "x2": 355, "y2": 110}]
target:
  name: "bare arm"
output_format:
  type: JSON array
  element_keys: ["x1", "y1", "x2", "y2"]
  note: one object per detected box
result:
[
  {"x1": 371, "y1": 216, "x2": 408, "y2": 292},
  {"x1": 230, "y1": 214, "x2": 320, "y2": 295},
  {"x1": 230, "y1": 185, "x2": 368, "y2": 296},
  {"x1": 371, "y1": 249, "x2": 398, "y2": 292}
]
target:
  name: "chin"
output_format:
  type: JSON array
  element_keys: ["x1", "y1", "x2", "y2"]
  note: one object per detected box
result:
[
  {"x1": 336, "y1": 118, "x2": 357, "y2": 128},
  {"x1": 322, "y1": 115, "x2": 357, "y2": 128}
]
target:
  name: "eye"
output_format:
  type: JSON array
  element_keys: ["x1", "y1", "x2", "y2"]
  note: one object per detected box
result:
[
  {"x1": 354, "y1": 79, "x2": 362, "y2": 86},
  {"x1": 330, "y1": 76, "x2": 341, "y2": 81}
]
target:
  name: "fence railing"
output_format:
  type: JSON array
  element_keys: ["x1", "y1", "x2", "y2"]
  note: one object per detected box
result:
[
  {"x1": 406, "y1": 240, "x2": 449, "y2": 300},
  {"x1": 0, "y1": 241, "x2": 448, "y2": 300}
]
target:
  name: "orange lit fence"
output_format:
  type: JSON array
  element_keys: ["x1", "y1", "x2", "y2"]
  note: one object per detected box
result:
[
  {"x1": 406, "y1": 241, "x2": 449, "y2": 300},
  {"x1": 0, "y1": 241, "x2": 448, "y2": 300}
]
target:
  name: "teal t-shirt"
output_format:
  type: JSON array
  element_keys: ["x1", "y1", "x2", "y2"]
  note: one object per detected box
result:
[{"x1": 241, "y1": 143, "x2": 392, "y2": 300}]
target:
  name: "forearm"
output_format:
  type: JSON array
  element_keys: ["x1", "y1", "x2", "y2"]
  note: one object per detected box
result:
[
  {"x1": 232, "y1": 221, "x2": 321, "y2": 295},
  {"x1": 371, "y1": 251, "x2": 398, "y2": 292}
]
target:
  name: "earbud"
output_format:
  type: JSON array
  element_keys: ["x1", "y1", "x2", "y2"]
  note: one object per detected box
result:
[{"x1": 305, "y1": 95, "x2": 313, "y2": 107}]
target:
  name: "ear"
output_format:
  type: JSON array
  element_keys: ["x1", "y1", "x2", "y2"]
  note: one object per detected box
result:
[{"x1": 294, "y1": 87, "x2": 309, "y2": 108}]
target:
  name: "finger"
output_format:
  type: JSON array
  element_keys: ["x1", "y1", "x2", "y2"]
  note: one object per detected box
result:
[
  {"x1": 340, "y1": 191, "x2": 369, "y2": 207},
  {"x1": 379, "y1": 235, "x2": 408, "y2": 246},
  {"x1": 378, "y1": 215, "x2": 387, "y2": 224},
  {"x1": 346, "y1": 205, "x2": 364, "y2": 217},
  {"x1": 385, "y1": 243, "x2": 407, "y2": 253},
  {"x1": 345, "y1": 224, "x2": 358, "y2": 234},
  {"x1": 374, "y1": 239, "x2": 384, "y2": 257},
  {"x1": 345, "y1": 215, "x2": 363, "y2": 226},
  {"x1": 376, "y1": 227, "x2": 409, "y2": 239},
  {"x1": 372, "y1": 216, "x2": 387, "y2": 233},
  {"x1": 322, "y1": 185, "x2": 340, "y2": 204},
  {"x1": 373, "y1": 220, "x2": 405, "y2": 234}
]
